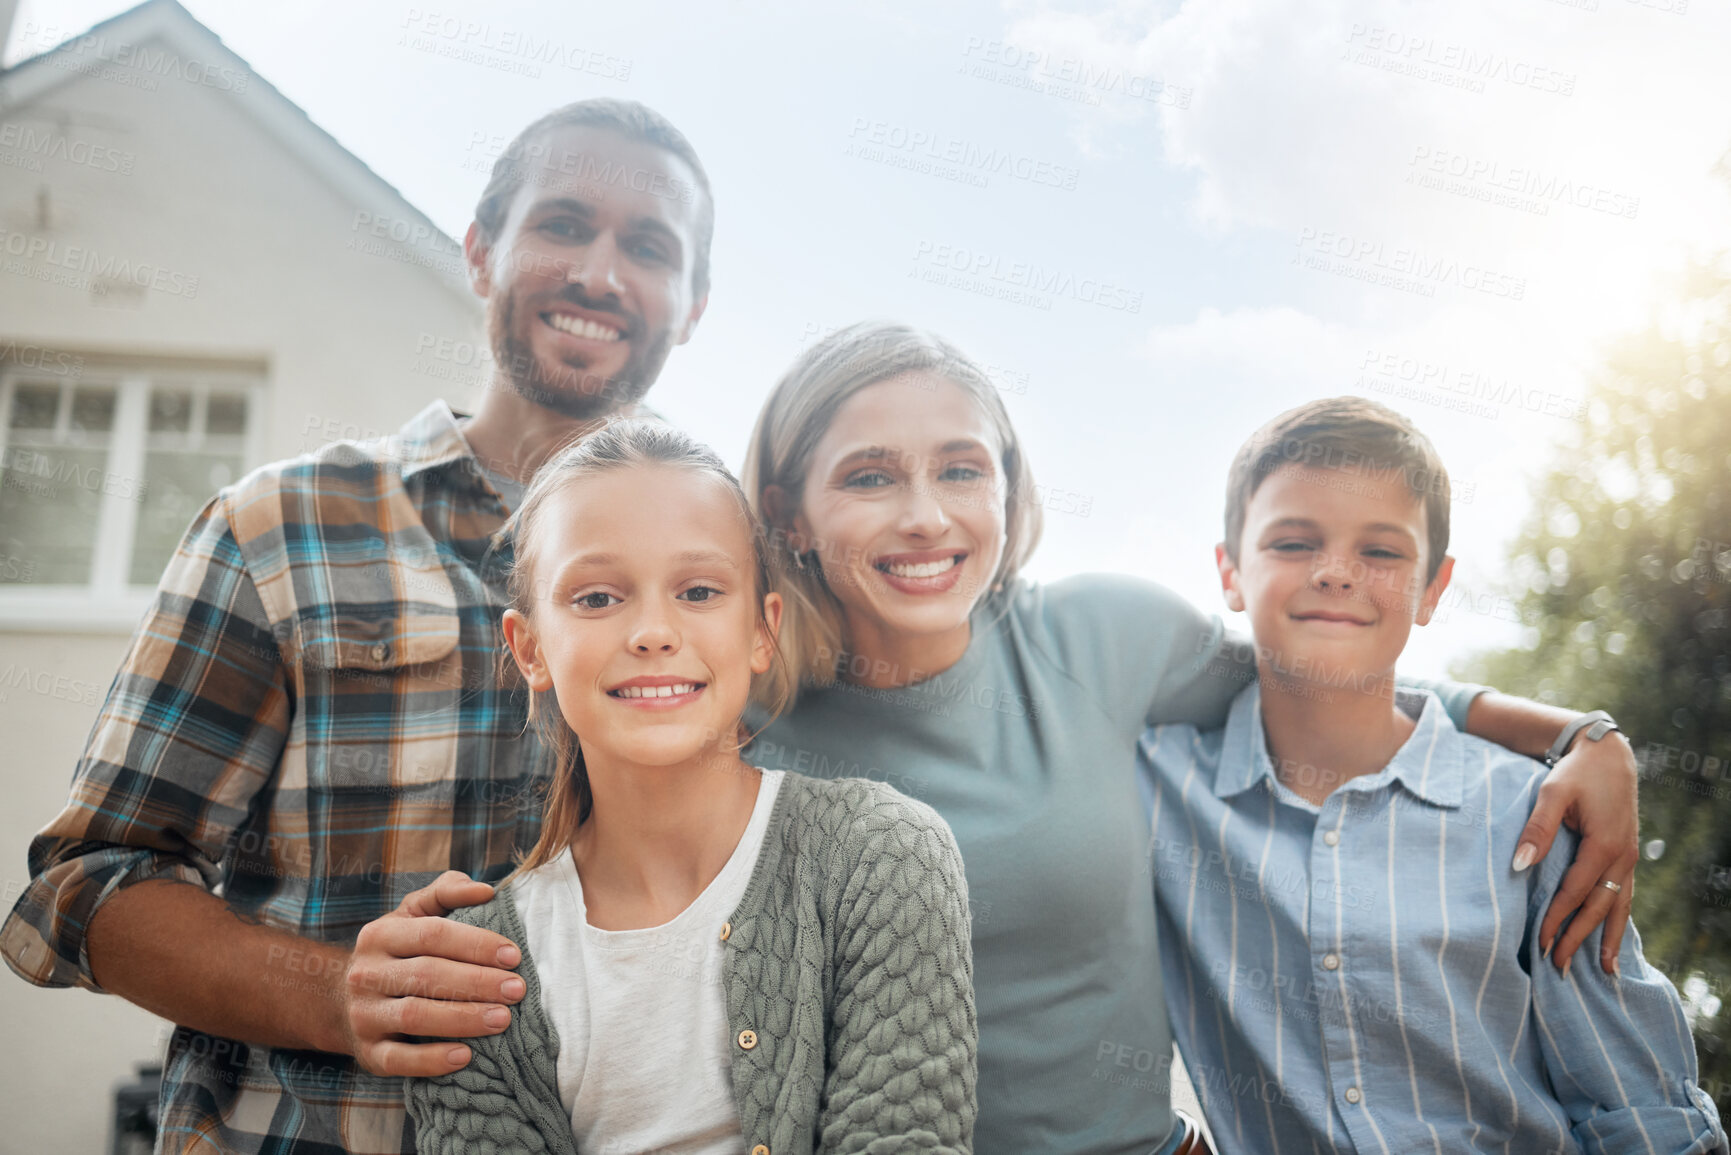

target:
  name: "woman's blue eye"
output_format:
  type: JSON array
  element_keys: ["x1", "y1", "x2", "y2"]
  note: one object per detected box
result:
[
  {"x1": 941, "y1": 464, "x2": 985, "y2": 483},
  {"x1": 574, "y1": 591, "x2": 618, "y2": 609},
  {"x1": 844, "y1": 470, "x2": 895, "y2": 489}
]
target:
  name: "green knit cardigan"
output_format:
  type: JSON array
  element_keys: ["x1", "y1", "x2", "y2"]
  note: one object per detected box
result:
[{"x1": 404, "y1": 774, "x2": 978, "y2": 1154}]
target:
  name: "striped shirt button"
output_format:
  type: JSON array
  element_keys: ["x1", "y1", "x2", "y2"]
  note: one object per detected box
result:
[
  {"x1": 1345, "y1": 1086, "x2": 1362, "y2": 1104},
  {"x1": 1323, "y1": 830, "x2": 1340, "y2": 846},
  {"x1": 1323, "y1": 952, "x2": 1340, "y2": 971}
]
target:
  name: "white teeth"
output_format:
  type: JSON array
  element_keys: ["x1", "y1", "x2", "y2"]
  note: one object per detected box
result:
[
  {"x1": 882, "y1": 556, "x2": 960, "y2": 579},
  {"x1": 545, "y1": 313, "x2": 623, "y2": 342},
  {"x1": 613, "y1": 683, "x2": 699, "y2": 699}
]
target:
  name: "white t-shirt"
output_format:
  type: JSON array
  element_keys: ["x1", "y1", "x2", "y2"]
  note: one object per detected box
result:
[{"x1": 510, "y1": 769, "x2": 786, "y2": 1155}]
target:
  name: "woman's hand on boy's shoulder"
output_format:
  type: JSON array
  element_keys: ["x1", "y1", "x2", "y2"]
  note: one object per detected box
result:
[
  {"x1": 1517, "y1": 732, "x2": 1639, "y2": 977},
  {"x1": 341, "y1": 871, "x2": 526, "y2": 1078}
]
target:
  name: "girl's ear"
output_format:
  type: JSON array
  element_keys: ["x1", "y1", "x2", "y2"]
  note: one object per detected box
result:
[
  {"x1": 1216, "y1": 542, "x2": 1246, "y2": 614},
  {"x1": 760, "y1": 484, "x2": 807, "y2": 554},
  {"x1": 750, "y1": 591, "x2": 784, "y2": 675},
  {"x1": 502, "y1": 608, "x2": 554, "y2": 691}
]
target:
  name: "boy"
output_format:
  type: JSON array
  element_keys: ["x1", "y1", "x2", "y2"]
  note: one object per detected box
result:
[{"x1": 1139, "y1": 397, "x2": 1726, "y2": 1153}]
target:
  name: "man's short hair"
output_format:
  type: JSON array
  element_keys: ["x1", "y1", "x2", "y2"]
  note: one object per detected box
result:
[
  {"x1": 1223, "y1": 396, "x2": 1451, "y2": 583},
  {"x1": 472, "y1": 98, "x2": 714, "y2": 298}
]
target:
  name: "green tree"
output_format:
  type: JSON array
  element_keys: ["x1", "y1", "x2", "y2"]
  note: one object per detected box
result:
[{"x1": 1461, "y1": 257, "x2": 1731, "y2": 1114}]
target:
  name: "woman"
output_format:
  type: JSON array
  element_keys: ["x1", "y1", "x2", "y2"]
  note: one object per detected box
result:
[{"x1": 740, "y1": 321, "x2": 1640, "y2": 1154}]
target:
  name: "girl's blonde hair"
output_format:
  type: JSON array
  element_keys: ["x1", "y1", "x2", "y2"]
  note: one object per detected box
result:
[
  {"x1": 504, "y1": 420, "x2": 789, "y2": 879},
  {"x1": 741, "y1": 321, "x2": 1043, "y2": 709}
]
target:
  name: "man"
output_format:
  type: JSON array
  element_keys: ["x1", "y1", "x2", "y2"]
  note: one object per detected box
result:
[{"x1": 0, "y1": 98, "x2": 711, "y2": 1153}]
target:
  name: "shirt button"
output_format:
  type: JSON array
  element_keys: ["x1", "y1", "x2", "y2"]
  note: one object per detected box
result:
[
  {"x1": 719, "y1": 922, "x2": 732, "y2": 942},
  {"x1": 737, "y1": 1029, "x2": 758, "y2": 1051},
  {"x1": 370, "y1": 642, "x2": 390, "y2": 661},
  {"x1": 1323, "y1": 953, "x2": 1340, "y2": 971},
  {"x1": 1323, "y1": 830, "x2": 1340, "y2": 846},
  {"x1": 1345, "y1": 1086, "x2": 1362, "y2": 1104}
]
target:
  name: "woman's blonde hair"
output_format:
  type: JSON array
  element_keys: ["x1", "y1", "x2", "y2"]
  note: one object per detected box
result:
[
  {"x1": 504, "y1": 420, "x2": 789, "y2": 880},
  {"x1": 741, "y1": 321, "x2": 1042, "y2": 709}
]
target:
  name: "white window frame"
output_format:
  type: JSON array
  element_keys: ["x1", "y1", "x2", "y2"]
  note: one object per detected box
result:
[{"x1": 0, "y1": 364, "x2": 268, "y2": 632}]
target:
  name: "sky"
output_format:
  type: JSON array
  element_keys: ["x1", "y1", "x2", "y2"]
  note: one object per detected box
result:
[{"x1": 8, "y1": 0, "x2": 1730, "y2": 679}]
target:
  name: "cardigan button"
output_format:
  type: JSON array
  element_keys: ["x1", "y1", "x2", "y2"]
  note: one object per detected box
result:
[
  {"x1": 751, "y1": 1146, "x2": 769, "y2": 1155},
  {"x1": 719, "y1": 921, "x2": 732, "y2": 942},
  {"x1": 737, "y1": 1029, "x2": 758, "y2": 1051}
]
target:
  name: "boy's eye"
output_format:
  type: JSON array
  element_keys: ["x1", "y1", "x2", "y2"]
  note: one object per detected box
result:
[
  {"x1": 1363, "y1": 547, "x2": 1403, "y2": 560},
  {"x1": 679, "y1": 585, "x2": 722, "y2": 603},
  {"x1": 843, "y1": 469, "x2": 895, "y2": 489},
  {"x1": 573, "y1": 591, "x2": 619, "y2": 610},
  {"x1": 1271, "y1": 540, "x2": 1316, "y2": 553}
]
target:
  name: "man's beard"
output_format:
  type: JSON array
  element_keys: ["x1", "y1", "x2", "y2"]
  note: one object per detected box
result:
[{"x1": 486, "y1": 290, "x2": 676, "y2": 420}]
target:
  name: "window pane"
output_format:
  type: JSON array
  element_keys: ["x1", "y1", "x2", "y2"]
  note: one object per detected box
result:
[
  {"x1": 70, "y1": 387, "x2": 117, "y2": 433},
  {"x1": 0, "y1": 445, "x2": 107, "y2": 583},
  {"x1": 129, "y1": 450, "x2": 240, "y2": 585},
  {"x1": 206, "y1": 392, "x2": 248, "y2": 437},
  {"x1": 148, "y1": 388, "x2": 193, "y2": 433},
  {"x1": 9, "y1": 383, "x2": 60, "y2": 431}
]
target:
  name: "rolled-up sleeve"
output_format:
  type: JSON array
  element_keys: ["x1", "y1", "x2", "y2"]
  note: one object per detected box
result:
[
  {"x1": 1529, "y1": 835, "x2": 1729, "y2": 1153},
  {"x1": 0, "y1": 492, "x2": 290, "y2": 992}
]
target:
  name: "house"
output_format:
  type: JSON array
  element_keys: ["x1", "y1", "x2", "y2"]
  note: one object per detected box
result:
[{"x1": 0, "y1": 1, "x2": 483, "y2": 1147}]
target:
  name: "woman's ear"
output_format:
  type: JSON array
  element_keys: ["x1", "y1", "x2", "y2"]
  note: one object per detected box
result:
[
  {"x1": 1216, "y1": 543, "x2": 1247, "y2": 614},
  {"x1": 751, "y1": 591, "x2": 784, "y2": 675},
  {"x1": 760, "y1": 484, "x2": 807, "y2": 554},
  {"x1": 502, "y1": 608, "x2": 553, "y2": 691}
]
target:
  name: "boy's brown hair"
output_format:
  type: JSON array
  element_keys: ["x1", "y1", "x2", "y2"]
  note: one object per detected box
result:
[{"x1": 1223, "y1": 396, "x2": 1452, "y2": 583}]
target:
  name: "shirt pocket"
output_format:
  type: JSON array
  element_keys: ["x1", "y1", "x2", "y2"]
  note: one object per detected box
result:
[{"x1": 286, "y1": 558, "x2": 467, "y2": 793}]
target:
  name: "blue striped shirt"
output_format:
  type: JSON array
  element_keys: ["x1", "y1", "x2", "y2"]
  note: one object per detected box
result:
[{"x1": 1140, "y1": 685, "x2": 1727, "y2": 1155}]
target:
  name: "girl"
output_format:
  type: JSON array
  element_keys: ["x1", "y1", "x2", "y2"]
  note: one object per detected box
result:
[
  {"x1": 739, "y1": 321, "x2": 1644, "y2": 1155},
  {"x1": 405, "y1": 420, "x2": 977, "y2": 1154}
]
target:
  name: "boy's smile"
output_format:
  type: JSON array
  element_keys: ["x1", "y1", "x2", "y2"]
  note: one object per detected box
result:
[{"x1": 1221, "y1": 463, "x2": 1453, "y2": 691}]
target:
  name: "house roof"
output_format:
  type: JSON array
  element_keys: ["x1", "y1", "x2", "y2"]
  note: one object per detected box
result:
[{"x1": 0, "y1": 0, "x2": 477, "y2": 309}]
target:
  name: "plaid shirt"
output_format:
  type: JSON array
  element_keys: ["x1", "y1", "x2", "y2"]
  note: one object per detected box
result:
[{"x1": 0, "y1": 401, "x2": 550, "y2": 1153}]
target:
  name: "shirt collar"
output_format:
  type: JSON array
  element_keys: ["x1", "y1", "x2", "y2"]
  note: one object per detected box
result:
[
  {"x1": 1215, "y1": 683, "x2": 1464, "y2": 810},
  {"x1": 393, "y1": 400, "x2": 480, "y2": 482}
]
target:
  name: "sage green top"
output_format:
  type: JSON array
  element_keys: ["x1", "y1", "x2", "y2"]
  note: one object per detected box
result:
[{"x1": 404, "y1": 773, "x2": 978, "y2": 1154}]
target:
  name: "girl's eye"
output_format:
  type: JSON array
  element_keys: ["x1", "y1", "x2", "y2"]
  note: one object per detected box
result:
[
  {"x1": 573, "y1": 591, "x2": 619, "y2": 610},
  {"x1": 940, "y1": 464, "x2": 986, "y2": 483},
  {"x1": 679, "y1": 585, "x2": 722, "y2": 603},
  {"x1": 843, "y1": 470, "x2": 895, "y2": 489}
]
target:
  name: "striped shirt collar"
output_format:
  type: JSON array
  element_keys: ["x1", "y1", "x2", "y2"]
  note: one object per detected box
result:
[{"x1": 1216, "y1": 681, "x2": 1464, "y2": 810}]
